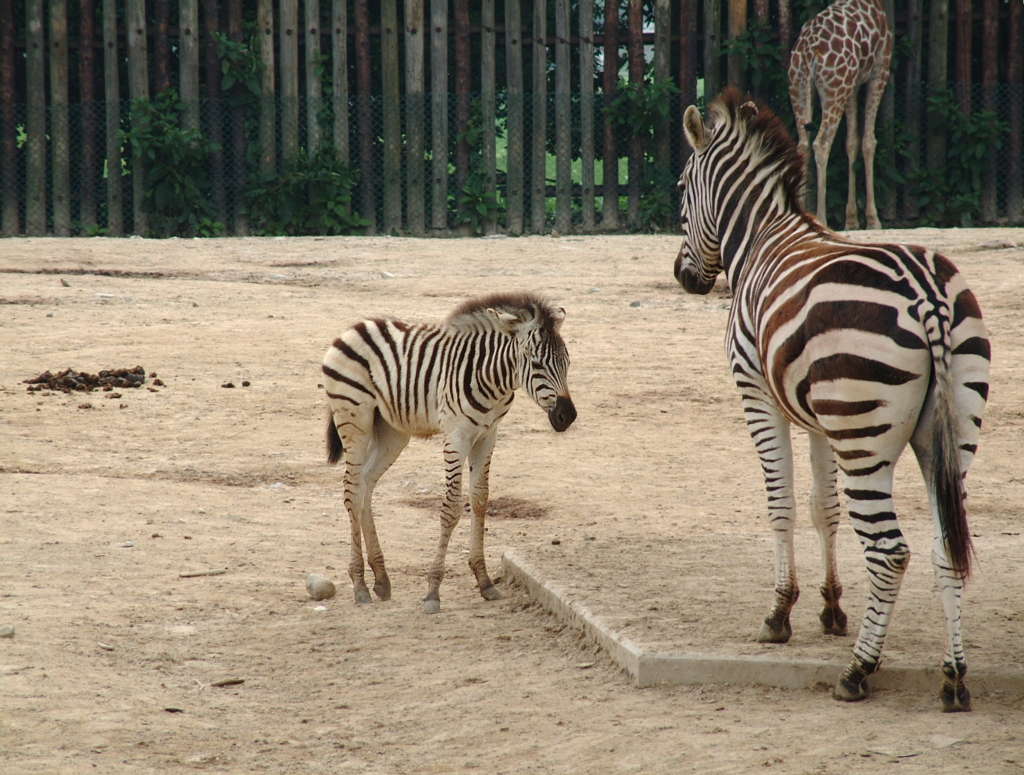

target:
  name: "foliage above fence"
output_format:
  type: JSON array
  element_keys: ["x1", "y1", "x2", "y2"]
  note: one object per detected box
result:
[{"x1": 1, "y1": 0, "x2": 1022, "y2": 239}]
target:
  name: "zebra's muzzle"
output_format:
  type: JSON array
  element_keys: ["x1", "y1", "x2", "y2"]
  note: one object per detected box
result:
[
  {"x1": 674, "y1": 248, "x2": 716, "y2": 295},
  {"x1": 548, "y1": 396, "x2": 577, "y2": 432}
]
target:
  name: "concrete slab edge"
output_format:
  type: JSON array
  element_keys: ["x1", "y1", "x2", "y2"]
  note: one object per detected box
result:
[{"x1": 502, "y1": 549, "x2": 1024, "y2": 699}]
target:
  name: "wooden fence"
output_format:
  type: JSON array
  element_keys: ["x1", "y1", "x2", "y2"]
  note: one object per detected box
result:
[{"x1": 1, "y1": 0, "x2": 1022, "y2": 238}]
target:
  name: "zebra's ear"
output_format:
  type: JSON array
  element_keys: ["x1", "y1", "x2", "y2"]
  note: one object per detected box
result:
[
  {"x1": 550, "y1": 306, "x2": 566, "y2": 331},
  {"x1": 739, "y1": 101, "x2": 758, "y2": 120},
  {"x1": 683, "y1": 105, "x2": 709, "y2": 152},
  {"x1": 487, "y1": 308, "x2": 521, "y2": 332}
]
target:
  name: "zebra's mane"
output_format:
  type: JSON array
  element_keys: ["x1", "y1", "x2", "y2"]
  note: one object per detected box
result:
[
  {"x1": 709, "y1": 87, "x2": 807, "y2": 216},
  {"x1": 444, "y1": 292, "x2": 560, "y2": 333}
]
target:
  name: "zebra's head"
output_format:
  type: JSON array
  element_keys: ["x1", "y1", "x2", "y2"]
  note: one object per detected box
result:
[
  {"x1": 674, "y1": 89, "x2": 807, "y2": 295},
  {"x1": 673, "y1": 101, "x2": 730, "y2": 295},
  {"x1": 488, "y1": 303, "x2": 576, "y2": 432}
]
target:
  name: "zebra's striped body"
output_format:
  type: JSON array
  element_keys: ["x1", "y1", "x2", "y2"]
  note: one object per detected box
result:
[
  {"x1": 674, "y1": 89, "x2": 990, "y2": 710},
  {"x1": 322, "y1": 292, "x2": 575, "y2": 613}
]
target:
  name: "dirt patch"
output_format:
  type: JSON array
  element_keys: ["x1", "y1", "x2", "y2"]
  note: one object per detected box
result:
[{"x1": 2, "y1": 232, "x2": 1023, "y2": 775}]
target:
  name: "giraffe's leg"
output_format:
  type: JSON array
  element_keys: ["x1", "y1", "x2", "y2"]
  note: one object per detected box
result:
[
  {"x1": 333, "y1": 406, "x2": 375, "y2": 605},
  {"x1": 811, "y1": 91, "x2": 847, "y2": 228},
  {"x1": 466, "y1": 428, "x2": 501, "y2": 601},
  {"x1": 747, "y1": 401, "x2": 799, "y2": 644},
  {"x1": 843, "y1": 92, "x2": 861, "y2": 230},
  {"x1": 788, "y1": 68, "x2": 814, "y2": 212},
  {"x1": 423, "y1": 435, "x2": 471, "y2": 614},
  {"x1": 861, "y1": 72, "x2": 890, "y2": 230},
  {"x1": 833, "y1": 466, "x2": 908, "y2": 702},
  {"x1": 358, "y1": 412, "x2": 410, "y2": 602},
  {"x1": 807, "y1": 433, "x2": 847, "y2": 636}
]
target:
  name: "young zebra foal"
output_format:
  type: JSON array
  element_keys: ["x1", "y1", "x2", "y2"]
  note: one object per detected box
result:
[
  {"x1": 674, "y1": 88, "x2": 990, "y2": 710},
  {"x1": 322, "y1": 293, "x2": 576, "y2": 614}
]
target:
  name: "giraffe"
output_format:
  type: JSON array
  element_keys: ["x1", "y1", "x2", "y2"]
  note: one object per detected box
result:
[{"x1": 788, "y1": 0, "x2": 893, "y2": 230}]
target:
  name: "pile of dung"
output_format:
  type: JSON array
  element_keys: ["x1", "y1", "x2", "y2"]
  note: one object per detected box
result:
[{"x1": 24, "y1": 366, "x2": 152, "y2": 393}]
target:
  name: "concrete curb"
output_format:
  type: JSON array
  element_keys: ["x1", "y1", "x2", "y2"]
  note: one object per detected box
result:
[{"x1": 502, "y1": 549, "x2": 1024, "y2": 697}]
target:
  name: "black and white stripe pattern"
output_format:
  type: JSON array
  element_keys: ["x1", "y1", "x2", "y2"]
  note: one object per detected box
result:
[
  {"x1": 322, "y1": 292, "x2": 576, "y2": 613},
  {"x1": 674, "y1": 88, "x2": 990, "y2": 710}
]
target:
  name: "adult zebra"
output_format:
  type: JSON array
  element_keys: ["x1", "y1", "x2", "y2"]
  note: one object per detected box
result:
[
  {"x1": 322, "y1": 292, "x2": 576, "y2": 614},
  {"x1": 673, "y1": 88, "x2": 990, "y2": 711}
]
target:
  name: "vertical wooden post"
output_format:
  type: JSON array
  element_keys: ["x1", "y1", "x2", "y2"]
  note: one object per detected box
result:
[
  {"x1": 381, "y1": 0, "x2": 401, "y2": 232},
  {"x1": 779, "y1": 0, "x2": 793, "y2": 60},
  {"x1": 504, "y1": 0, "x2": 525, "y2": 235},
  {"x1": 258, "y1": 0, "x2": 277, "y2": 176},
  {"x1": 554, "y1": 0, "x2": 571, "y2": 234},
  {"x1": 305, "y1": 0, "x2": 323, "y2": 154},
  {"x1": 203, "y1": 0, "x2": 227, "y2": 224},
  {"x1": 228, "y1": 0, "x2": 247, "y2": 233},
  {"x1": 954, "y1": 0, "x2": 972, "y2": 114},
  {"x1": 980, "y1": 0, "x2": 997, "y2": 221},
  {"x1": 704, "y1": 0, "x2": 721, "y2": 100},
  {"x1": 180, "y1": 0, "x2": 199, "y2": 131},
  {"x1": 355, "y1": 0, "x2": 376, "y2": 232},
  {"x1": 26, "y1": 0, "x2": 47, "y2": 235},
  {"x1": 727, "y1": 0, "x2": 747, "y2": 90},
  {"x1": 280, "y1": 0, "x2": 299, "y2": 162},
  {"x1": 78, "y1": 0, "x2": 98, "y2": 232},
  {"x1": 49, "y1": 0, "x2": 71, "y2": 236},
  {"x1": 653, "y1": 0, "x2": 671, "y2": 198},
  {"x1": 404, "y1": 0, "x2": 426, "y2": 234},
  {"x1": 902, "y1": 0, "x2": 923, "y2": 220},
  {"x1": 332, "y1": 0, "x2": 349, "y2": 164},
  {"x1": 601, "y1": 0, "x2": 619, "y2": 230},
  {"x1": 102, "y1": 0, "x2": 123, "y2": 235},
  {"x1": 1007, "y1": 0, "x2": 1022, "y2": 221},
  {"x1": 679, "y1": 0, "x2": 698, "y2": 172},
  {"x1": 430, "y1": 0, "x2": 448, "y2": 231},
  {"x1": 626, "y1": 0, "x2": 642, "y2": 229},
  {"x1": 0, "y1": 0, "x2": 16, "y2": 233},
  {"x1": 127, "y1": 0, "x2": 150, "y2": 234},
  {"x1": 152, "y1": 0, "x2": 172, "y2": 93},
  {"x1": 578, "y1": 0, "x2": 595, "y2": 231},
  {"x1": 480, "y1": 0, "x2": 498, "y2": 234},
  {"x1": 530, "y1": 0, "x2": 547, "y2": 233},
  {"x1": 926, "y1": 0, "x2": 949, "y2": 174},
  {"x1": 453, "y1": 0, "x2": 470, "y2": 198}
]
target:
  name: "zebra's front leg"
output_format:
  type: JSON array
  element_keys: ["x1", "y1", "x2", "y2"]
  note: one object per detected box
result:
[
  {"x1": 808, "y1": 433, "x2": 847, "y2": 636},
  {"x1": 750, "y1": 405, "x2": 799, "y2": 644},
  {"x1": 835, "y1": 470, "x2": 909, "y2": 702},
  {"x1": 423, "y1": 439, "x2": 468, "y2": 614},
  {"x1": 467, "y1": 429, "x2": 501, "y2": 601}
]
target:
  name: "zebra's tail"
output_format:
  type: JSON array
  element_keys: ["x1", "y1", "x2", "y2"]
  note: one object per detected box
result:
[
  {"x1": 326, "y1": 412, "x2": 344, "y2": 465},
  {"x1": 925, "y1": 310, "x2": 973, "y2": 579}
]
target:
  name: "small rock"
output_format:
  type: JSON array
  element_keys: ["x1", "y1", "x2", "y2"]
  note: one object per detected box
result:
[
  {"x1": 221, "y1": 382, "x2": 235, "y2": 388},
  {"x1": 629, "y1": 300, "x2": 644, "y2": 308},
  {"x1": 0, "y1": 625, "x2": 14, "y2": 638},
  {"x1": 306, "y1": 574, "x2": 337, "y2": 601}
]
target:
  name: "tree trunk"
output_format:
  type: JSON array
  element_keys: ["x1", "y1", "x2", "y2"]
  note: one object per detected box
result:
[{"x1": 601, "y1": 0, "x2": 619, "y2": 230}]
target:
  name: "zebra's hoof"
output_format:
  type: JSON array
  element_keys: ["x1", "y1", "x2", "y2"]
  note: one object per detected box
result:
[
  {"x1": 833, "y1": 676, "x2": 869, "y2": 702},
  {"x1": 373, "y1": 578, "x2": 392, "y2": 601},
  {"x1": 757, "y1": 617, "x2": 792, "y2": 644},
  {"x1": 941, "y1": 683, "x2": 972, "y2": 712},
  {"x1": 422, "y1": 598, "x2": 441, "y2": 614},
  {"x1": 354, "y1": 587, "x2": 371, "y2": 605},
  {"x1": 819, "y1": 606, "x2": 848, "y2": 636},
  {"x1": 480, "y1": 584, "x2": 503, "y2": 602}
]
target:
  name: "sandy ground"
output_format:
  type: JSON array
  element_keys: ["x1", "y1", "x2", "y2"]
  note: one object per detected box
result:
[{"x1": 1, "y1": 230, "x2": 1023, "y2": 774}]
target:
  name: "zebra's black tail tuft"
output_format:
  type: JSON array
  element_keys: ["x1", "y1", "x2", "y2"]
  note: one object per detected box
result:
[{"x1": 326, "y1": 413, "x2": 343, "y2": 465}]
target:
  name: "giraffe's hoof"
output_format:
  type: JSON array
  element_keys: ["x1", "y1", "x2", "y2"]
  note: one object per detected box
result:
[
  {"x1": 819, "y1": 606, "x2": 848, "y2": 636},
  {"x1": 422, "y1": 598, "x2": 441, "y2": 615},
  {"x1": 479, "y1": 584, "x2": 503, "y2": 602},
  {"x1": 354, "y1": 587, "x2": 371, "y2": 605},
  {"x1": 866, "y1": 218, "x2": 882, "y2": 230},
  {"x1": 757, "y1": 616, "x2": 792, "y2": 644}
]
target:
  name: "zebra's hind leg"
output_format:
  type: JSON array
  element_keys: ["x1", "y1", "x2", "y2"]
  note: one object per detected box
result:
[
  {"x1": 335, "y1": 407, "x2": 375, "y2": 604},
  {"x1": 359, "y1": 412, "x2": 410, "y2": 602},
  {"x1": 750, "y1": 405, "x2": 799, "y2": 644},
  {"x1": 834, "y1": 468, "x2": 909, "y2": 702},
  {"x1": 808, "y1": 433, "x2": 847, "y2": 636},
  {"x1": 467, "y1": 429, "x2": 501, "y2": 601},
  {"x1": 423, "y1": 437, "x2": 469, "y2": 614}
]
